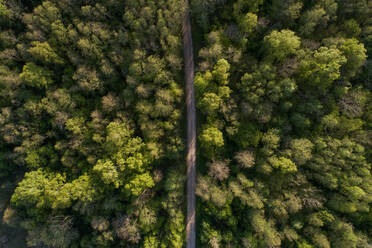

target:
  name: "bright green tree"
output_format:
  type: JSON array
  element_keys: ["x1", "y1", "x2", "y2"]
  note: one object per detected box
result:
[
  {"x1": 298, "y1": 47, "x2": 347, "y2": 89},
  {"x1": 20, "y1": 62, "x2": 54, "y2": 88},
  {"x1": 264, "y1": 29, "x2": 301, "y2": 61}
]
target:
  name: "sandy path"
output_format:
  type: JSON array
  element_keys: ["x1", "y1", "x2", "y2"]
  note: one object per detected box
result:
[{"x1": 182, "y1": 2, "x2": 196, "y2": 248}]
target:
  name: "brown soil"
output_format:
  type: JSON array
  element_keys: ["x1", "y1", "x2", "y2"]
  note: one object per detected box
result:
[{"x1": 182, "y1": 2, "x2": 196, "y2": 248}]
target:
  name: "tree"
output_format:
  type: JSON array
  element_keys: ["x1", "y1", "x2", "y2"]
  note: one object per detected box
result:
[
  {"x1": 199, "y1": 126, "x2": 224, "y2": 158},
  {"x1": 289, "y1": 138, "x2": 314, "y2": 165},
  {"x1": 238, "y1": 12, "x2": 257, "y2": 34},
  {"x1": 72, "y1": 65, "x2": 102, "y2": 91},
  {"x1": 11, "y1": 169, "x2": 71, "y2": 210},
  {"x1": 297, "y1": 47, "x2": 347, "y2": 90},
  {"x1": 208, "y1": 160, "x2": 230, "y2": 181},
  {"x1": 234, "y1": 150, "x2": 255, "y2": 168},
  {"x1": 0, "y1": 0, "x2": 10, "y2": 23},
  {"x1": 113, "y1": 216, "x2": 140, "y2": 243},
  {"x1": 233, "y1": 0, "x2": 264, "y2": 14},
  {"x1": 268, "y1": 156, "x2": 297, "y2": 173},
  {"x1": 233, "y1": 123, "x2": 262, "y2": 148},
  {"x1": 200, "y1": 221, "x2": 222, "y2": 248},
  {"x1": 261, "y1": 129, "x2": 280, "y2": 156},
  {"x1": 270, "y1": 0, "x2": 303, "y2": 26},
  {"x1": 338, "y1": 89, "x2": 367, "y2": 118},
  {"x1": 308, "y1": 137, "x2": 371, "y2": 218},
  {"x1": 24, "y1": 216, "x2": 78, "y2": 248},
  {"x1": 250, "y1": 211, "x2": 281, "y2": 247},
  {"x1": 264, "y1": 29, "x2": 301, "y2": 61},
  {"x1": 105, "y1": 121, "x2": 133, "y2": 150},
  {"x1": 123, "y1": 172, "x2": 155, "y2": 197},
  {"x1": 28, "y1": 41, "x2": 64, "y2": 65},
  {"x1": 93, "y1": 159, "x2": 120, "y2": 188},
  {"x1": 3, "y1": 0, "x2": 372, "y2": 246},
  {"x1": 161, "y1": 170, "x2": 185, "y2": 248},
  {"x1": 91, "y1": 216, "x2": 110, "y2": 232},
  {"x1": 212, "y1": 59, "x2": 230, "y2": 85},
  {"x1": 198, "y1": 92, "x2": 222, "y2": 114},
  {"x1": 338, "y1": 38, "x2": 367, "y2": 79},
  {"x1": 65, "y1": 116, "x2": 86, "y2": 136},
  {"x1": 341, "y1": 19, "x2": 361, "y2": 38},
  {"x1": 298, "y1": 0, "x2": 337, "y2": 37},
  {"x1": 20, "y1": 62, "x2": 54, "y2": 88}
]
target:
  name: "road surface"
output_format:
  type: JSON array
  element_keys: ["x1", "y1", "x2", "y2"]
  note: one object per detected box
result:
[{"x1": 182, "y1": 1, "x2": 196, "y2": 248}]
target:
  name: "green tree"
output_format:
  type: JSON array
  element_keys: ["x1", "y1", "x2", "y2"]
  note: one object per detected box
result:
[
  {"x1": 123, "y1": 172, "x2": 155, "y2": 197},
  {"x1": 199, "y1": 125, "x2": 224, "y2": 158},
  {"x1": 28, "y1": 41, "x2": 64, "y2": 65},
  {"x1": 238, "y1": 12, "x2": 257, "y2": 33},
  {"x1": 233, "y1": 0, "x2": 264, "y2": 14},
  {"x1": 290, "y1": 139, "x2": 314, "y2": 165},
  {"x1": 24, "y1": 217, "x2": 78, "y2": 248},
  {"x1": 338, "y1": 38, "x2": 367, "y2": 78},
  {"x1": 297, "y1": 47, "x2": 347, "y2": 89},
  {"x1": 341, "y1": 19, "x2": 361, "y2": 38},
  {"x1": 268, "y1": 156, "x2": 297, "y2": 173},
  {"x1": 264, "y1": 29, "x2": 301, "y2": 61},
  {"x1": 93, "y1": 159, "x2": 120, "y2": 188},
  {"x1": 11, "y1": 169, "x2": 71, "y2": 210},
  {"x1": 161, "y1": 170, "x2": 185, "y2": 248},
  {"x1": 251, "y1": 211, "x2": 281, "y2": 247},
  {"x1": 270, "y1": 0, "x2": 303, "y2": 25},
  {"x1": 20, "y1": 62, "x2": 54, "y2": 88},
  {"x1": 198, "y1": 92, "x2": 222, "y2": 114},
  {"x1": 0, "y1": 0, "x2": 10, "y2": 22},
  {"x1": 3, "y1": 0, "x2": 372, "y2": 246}
]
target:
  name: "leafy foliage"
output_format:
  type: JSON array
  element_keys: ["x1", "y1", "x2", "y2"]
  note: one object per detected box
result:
[
  {"x1": 1, "y1": 0, "x2": 186, "y2": 246},
  {"x1": 0, "y1": 0, "x2": 370, "y2": 247},
  {"x1": 192, "y1": 0, "x2": 371, "y2": 246}
]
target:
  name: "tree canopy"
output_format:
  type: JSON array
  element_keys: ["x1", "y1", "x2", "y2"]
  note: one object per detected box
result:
[{"x1": 0, "y1": 0, "x2": 370, "y2": 247}]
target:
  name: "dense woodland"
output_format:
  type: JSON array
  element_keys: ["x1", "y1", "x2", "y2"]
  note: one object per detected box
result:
[{"x1": 0, "y1": 0, "x2": 371, "y2": 247}]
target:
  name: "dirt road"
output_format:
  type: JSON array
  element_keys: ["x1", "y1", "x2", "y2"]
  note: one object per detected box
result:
[{"x1": 182, "y1": 2, "x2": 196, "y2": 248}]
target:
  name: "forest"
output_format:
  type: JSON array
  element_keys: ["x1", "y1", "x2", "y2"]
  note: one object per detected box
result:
[{"x1": 0, "y1": 0, "x2": 371, "y2": 247}]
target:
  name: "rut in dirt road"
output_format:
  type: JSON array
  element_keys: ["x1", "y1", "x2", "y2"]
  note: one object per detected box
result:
[{"x1": 182, "y1": 1, "x2": 196, "y2": 248}]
